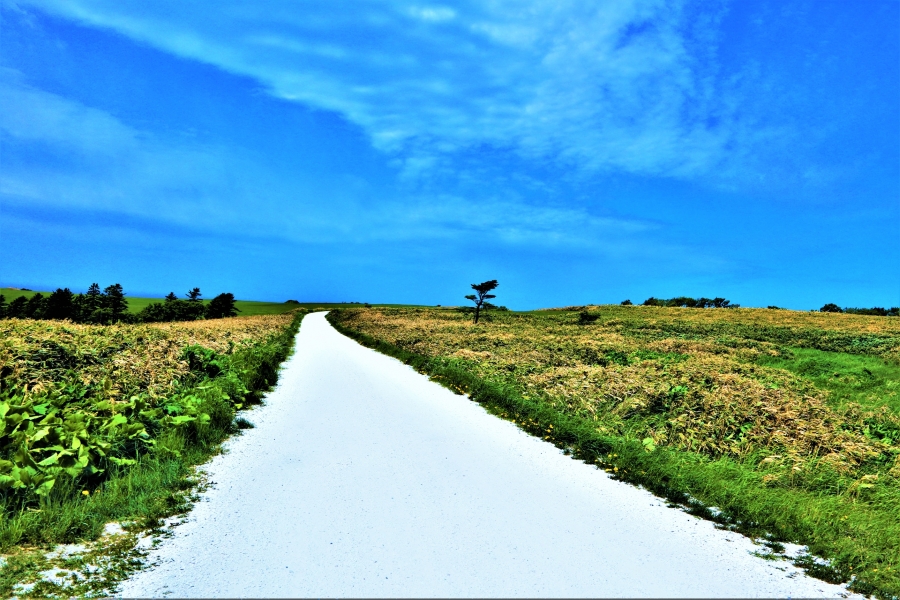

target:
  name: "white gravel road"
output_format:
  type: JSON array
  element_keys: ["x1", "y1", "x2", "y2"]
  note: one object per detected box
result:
[{"x1": 118, "y1": 311, "x2": 855, "y2": 598}]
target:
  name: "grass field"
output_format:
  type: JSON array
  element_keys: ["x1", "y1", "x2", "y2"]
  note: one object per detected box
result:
[
  {"x1": 0, "y1": 310, "x2": 305, "y2": 596},
  {"x1": 329, "y1": 305, "x2": 900, "y2": 598}
]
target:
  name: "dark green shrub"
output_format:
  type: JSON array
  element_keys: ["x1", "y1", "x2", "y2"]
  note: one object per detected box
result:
[
  {"x1": 206, "y1": 293, "x2": 239, "y2": 319},
  {"x1": 24, "y1": 294, "x2": 46, "y2": 319},
  {"x1": 137, "y1": 299, "x2": 205, "y2": 323},
  {"x1": 102, "y1": 284, "x2": 128, "y2": 322},
  {"x1": 577, "y1": 310, "x2": 599, "y2": 325},
  {"x1": 44, "y1": 288, "x2": 76, "y2": 321},
  {"x1": 845, "y1": 307, "x2": 895, "y2": 317},
  {"x1": 644, "y1": 296, "x2": 735, "y2": 308},
  {"x1": 7, "y1": 297, "x2": 27, "y2": 319}
]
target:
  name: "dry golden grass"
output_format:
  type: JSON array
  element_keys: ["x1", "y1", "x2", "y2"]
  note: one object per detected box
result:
[
  {"x1": 548, "y1": 305, "x2": 900, "y2": 336},
  {"x1": 0, "y1": 313, "x2": 295, "y2": 402},
  {"x1": 335, "y1": 307, "x2": 900, "y2": 479}
]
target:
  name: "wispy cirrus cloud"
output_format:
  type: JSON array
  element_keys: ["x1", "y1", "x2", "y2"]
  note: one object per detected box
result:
[
  {"x1": 0, "y1": 66, "x2": 658, "y2": 253},
  {"x1": 0, "y1": 68, "x2": 240, "y2": 221},
  {"x1": 10, "y1": 0, "x2": 794, "y2": 186}
]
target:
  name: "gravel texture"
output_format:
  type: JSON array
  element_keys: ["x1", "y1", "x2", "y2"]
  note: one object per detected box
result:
[{"x1": 117, "y1": 311, "x2": 857, "y2": 598}]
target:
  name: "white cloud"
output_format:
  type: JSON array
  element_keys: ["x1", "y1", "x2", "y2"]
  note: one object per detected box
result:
[
  {"x1": 0, "y1": 68, "x2": 140, "y2": 156},
  {"x1": 12, "y1": 0, "x2": 771, "y2": 184},
  {"x1": 1, "y1": 68, "x2": 659, "y2": 255},
  {"x1": 0, "y1": 69, "x2": 283, "y2": 232},
  {"x1": 408, "y1": 6, "x2": 456, "y2": 22}
]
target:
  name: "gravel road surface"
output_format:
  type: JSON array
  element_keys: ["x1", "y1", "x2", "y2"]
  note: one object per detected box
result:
[{"x1": 118, "y1": 311, "x2": 855, "y2": 598}]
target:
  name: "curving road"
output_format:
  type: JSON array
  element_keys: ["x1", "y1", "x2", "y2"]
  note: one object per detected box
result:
[{"x1": 118, "y1": 312, "x2": 855, "y2": 598}]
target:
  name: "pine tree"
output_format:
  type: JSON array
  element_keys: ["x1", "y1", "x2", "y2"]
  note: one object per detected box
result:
[
  {"x1": 7, "y1": 296, "x2": 27, "y2": 319},
  {"x1": 45, "y1": 288, "x2": 76, "y2": 320},
  {"x1": 103, "y1": 284, "x2": 128, "y2": 321},
  {"x1": 72, "y1": 294, "x2": 87, "y2": 322},
  {"x1": 24, "y1": 293, "x2": 47, "y2": 319},
  {"x1": 84, "y1": 283, "x2": 102, "y2": 320}
]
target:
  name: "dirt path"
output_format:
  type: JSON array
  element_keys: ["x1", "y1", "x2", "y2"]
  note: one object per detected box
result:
[{"x1": 117, "y1": 312, "x2": 855, "y2": 598}]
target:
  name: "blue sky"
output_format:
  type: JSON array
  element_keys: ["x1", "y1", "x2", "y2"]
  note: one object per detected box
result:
[{"x1": 1, "y1": 0, "x2": 897, "y2": 309}]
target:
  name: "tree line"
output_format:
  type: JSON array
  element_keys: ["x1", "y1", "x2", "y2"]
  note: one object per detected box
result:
[
  {"x1": 819, "y1": 303, "x2": 899, "y2": 316},
  {"x1": 634, "y1": 296, "x2": 739, "y2": 308},
  {"x1": 0, "y1": 284, "x2": 239, "y2": 324},
  {"x1": 624, "y1": 296, "x2": 897, "y2": 316}
]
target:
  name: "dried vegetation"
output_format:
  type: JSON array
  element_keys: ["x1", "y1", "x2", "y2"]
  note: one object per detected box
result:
[
  {"x1": 0, "y1": 314, "x2": 295, "y2": 401},
  {"x1": 336, "y1": 306, "x2": 900, "y2": 483},
  {"x1": 0, "y1": 312, "x2": 300, "y2": 505}
]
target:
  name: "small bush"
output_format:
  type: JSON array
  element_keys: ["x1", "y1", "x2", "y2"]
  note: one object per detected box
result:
[
  {"x1": 577, "y1": 310, "x2": 599, "y2": 325},
  {"x1": 205, "y1": 293, "x2": 239, "y2": 319}
]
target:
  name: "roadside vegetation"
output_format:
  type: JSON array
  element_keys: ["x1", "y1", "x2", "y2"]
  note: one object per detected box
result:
[
  {"x1": 0, "y1": 310, "x2": 305, "y2": 596},
  {"x1": 328, "y1": 305, "x2": 900, "y2": 598}
]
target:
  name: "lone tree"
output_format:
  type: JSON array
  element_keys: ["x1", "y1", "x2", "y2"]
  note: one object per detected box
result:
[
  {"x1": 187, "y1": 287, "x2": 202, "y2": 302},
  {"x1": 465, "y1": 279, "x2": 498, "y2": 324},
  {"x1": 206, "y1": 293, "x2": 239, "y2": 319}
]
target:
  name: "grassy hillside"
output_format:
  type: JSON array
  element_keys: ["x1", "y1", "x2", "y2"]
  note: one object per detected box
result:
[{"x1": 329, "y1": 305, "x2": 900, "y2": 598}]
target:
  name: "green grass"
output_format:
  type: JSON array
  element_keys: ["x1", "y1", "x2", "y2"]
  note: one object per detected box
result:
[
  {"x1": 0, "y1": 289, "x2": 41, "y2": 302},
  {"x1": 756, "y1": 347, "x2": 900, "y2": 413}
]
